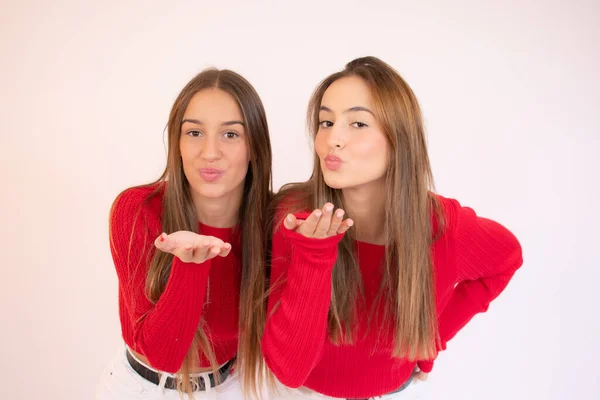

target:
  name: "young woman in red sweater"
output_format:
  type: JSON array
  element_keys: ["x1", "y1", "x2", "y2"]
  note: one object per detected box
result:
[
  {"x1": 97, "y1": 68, "x2": 272, "y2": 399},
  {"x1": 261, "y1": 56, "x2": 523, "y2": 400}
]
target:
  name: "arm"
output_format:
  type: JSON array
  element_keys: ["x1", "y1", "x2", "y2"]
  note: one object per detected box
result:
[
  {"x1": 419, "y1": 198, "x2": 523, "y2": 373},
  {"x1": 439, "y1": 199, "x2": 523, "y2": 342},
  {"x1": 418, "y1": 199, "x2": 523, "y2": 372},
  {"x1": 261, "y1": 219, "x2": 342, "y2": 387},
  {"x1": 110, "y1": 190, "x2": 213, "y2": 373}
]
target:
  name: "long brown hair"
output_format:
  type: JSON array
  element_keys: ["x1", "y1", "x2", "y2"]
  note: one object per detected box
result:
[
  {"x1": 271, "y1": 56, "x2": 443, "y2": 361},
  {"x1": 114, "y1": 68, "x2": 272, "y2": 397}
]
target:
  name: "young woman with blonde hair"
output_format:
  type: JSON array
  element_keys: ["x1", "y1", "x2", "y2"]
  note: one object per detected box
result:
[{"x1": 261, "y1": 56, "x2": 523, "y2": 400}]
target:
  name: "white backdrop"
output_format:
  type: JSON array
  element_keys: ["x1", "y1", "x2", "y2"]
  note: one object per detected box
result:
[{"x1": 1, "y1": 0, "x2": 598, "y2": 399}]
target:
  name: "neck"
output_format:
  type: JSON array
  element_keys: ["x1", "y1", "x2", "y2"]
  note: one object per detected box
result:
[
  {"x1": 191, "y1": 187, "x2": 244, "y2": 228},
  {"x1": 342, "y1": 178, "x2": 387, "y2": 245}
]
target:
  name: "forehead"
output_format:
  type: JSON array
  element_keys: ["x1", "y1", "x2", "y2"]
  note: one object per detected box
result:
[
  {"x1": 321, "y1": 76, "x2": 374, "y2": 111},
  {"x1": 184, "y1": 88, "x2": 243, "y2": 120}
]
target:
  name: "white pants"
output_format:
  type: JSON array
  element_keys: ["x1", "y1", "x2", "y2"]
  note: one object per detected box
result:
[
  {"x1": 269, "y1": 377, "x2": 430, "y2": 400},
  {"x1": 96, "y1": 347, "x2": 245, "y2": 400}
]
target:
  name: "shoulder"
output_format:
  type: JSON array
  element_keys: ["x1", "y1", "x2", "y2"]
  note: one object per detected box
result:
[
  {"x1": 430, "y1": 193, "x2": 462, "y2": 238},
  {"x1": 430, "y1": 193, "x2": 486, "y2": 241},
  {"x1": 110, "y1": 183, "x2": 164, "y2": 231},
  {"x1": 270, "y1": 184, "x2": 312, "y2": 226},
  {"x1": 432, "y1": 193, "x2": 520, "y2": 250}
]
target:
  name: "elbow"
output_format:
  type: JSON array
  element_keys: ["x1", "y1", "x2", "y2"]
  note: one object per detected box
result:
[
  {"x1": 507, "y1": 232, "x2": 524, "y2": 272},
  {"x1": 263, "y1": 349, "x2": 309, "y2": 389},
  {"x1": 275, "y1": 375, "x2": 305, "y2": 389},
  {"x1": 265, "y1": 360, "x2": 306, "y2": 389},
  {"x1": 146, "y1": 356, "x2": 183, "y2": 374},
  {"x1": 494, "y1": 221, "x2": 523, "y2": 273},
  {"x1": 132, "y1": 338, "x2": 186, "y2": 374}
]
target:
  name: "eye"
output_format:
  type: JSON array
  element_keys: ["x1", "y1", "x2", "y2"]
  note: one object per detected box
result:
[
  {"x1": 350, "y1": 121, "x2": 368, "y2": 128},
  {"x1": 319, "y1": 120, "x2": 333, "y2": 128},
  {"x1": 223, "y1": 131, "x2": 239, "y2": 139},
  {"x1": 187, "y1": 130, "x2": 202, "y2": 137}
]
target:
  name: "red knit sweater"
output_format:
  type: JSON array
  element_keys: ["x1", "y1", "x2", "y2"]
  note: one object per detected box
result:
[
  {"x1": 110, "y1": 184, "x2": 241, "y2": 373},
  {"x1": 261, "y1": 195, "x2": 523, "y2": 398}
]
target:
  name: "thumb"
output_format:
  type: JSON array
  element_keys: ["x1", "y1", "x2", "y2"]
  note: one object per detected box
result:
[
  {"x1": 415, "y1": 372, "x2": 428, "y2": 381},
  {"x1": 154, "y1": 233, "x2": 168, "y2": 251},
  {"x1": 283, "y1": 214, "x2": 299, "y2": 230}
]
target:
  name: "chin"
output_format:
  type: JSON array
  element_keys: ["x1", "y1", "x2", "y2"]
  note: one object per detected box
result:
[
  {"x1": 323, "y1": 176, "x2": 349, "y2": 190},
  {"x1": 192, "y1": 185, "x2": 228, "y2": 199},
  {"x1": 199, "y1": 191, "x2": 228, "y2": 199}
]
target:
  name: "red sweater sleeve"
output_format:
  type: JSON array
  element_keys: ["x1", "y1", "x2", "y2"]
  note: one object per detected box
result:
[
  {"x1": 262, "y1": 218, "x2": 343, "y2": 388},
  {"x1": 110, "y1": 189, "x2": 213, "y2": 373},
  {"x1": 437, "y1": 197, "x2": 523, "y2": 348}
]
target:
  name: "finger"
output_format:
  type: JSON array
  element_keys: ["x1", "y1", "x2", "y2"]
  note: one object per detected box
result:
[
  {"x1": 191, "y1": 236, "x2": 223, "y2": 263},
  {"x1": 336, "y1": 218, "x2": 354, "y2": 235},
  {"x1": 204, "y1": 237, "x2": 225, "y2": 249},
  {"x1": 296, "y1": 209, "x2": 323, "y2": 237},
  {"x1": 327, "y1": 209, "x2": 344, "y2": 237},
  {"x1": 189, "y1": 242, "x2": 210, "y2": 263},
  {"x1": 218, "y1": 243, "x2": 232, "y2": 257},
  {"x1": 203, "y1": 245, "x2": 222, "y2": 261},
  {"x1": 209, "y1": 239, "x2": 228, "y2": 257},
  {"x1": 173, "y1": 242, "x2": 195, "y2": 262},
  {"x1": 163, "y1": 232, "x2": 185, "y2": 250},
  {"x1": 195, "y1": 236, "x2": 212, "y2": 249},
  {"x1": 313, "y1": 203, "x2": 334, "y2": 238}
]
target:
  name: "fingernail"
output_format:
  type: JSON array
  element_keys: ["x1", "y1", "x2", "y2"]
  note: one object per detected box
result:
[
  {"x1": 315, "y1": 211, "x2": 322, "y2": 217},
  {"x1": 325, "y1": 204, "x2": 333, "y2": 212},
  {"x1": 286, "y1": 215, "x2": 293, "y2": 222},
  {"x1": 336, "y1": 210, "x2": 344, "y2": 217},
  {"x1": 347, "y1": 220, "x2": 354, "y2": 226}
]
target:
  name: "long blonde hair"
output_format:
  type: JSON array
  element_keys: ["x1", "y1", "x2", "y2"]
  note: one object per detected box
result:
[
  {"x1": 271, "y1": 56, "x2": 443, "y2": 361},
  {"x1": 113, "y1": 68, "x2": 272, "y2": 397}
]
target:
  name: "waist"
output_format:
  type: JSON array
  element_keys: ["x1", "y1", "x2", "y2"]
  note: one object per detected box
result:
[
  {"x1": 304, "y1": 352, "x2": 415, "y2": 398},
  {"x1": 131, "y1": 349, "x2": 217, "y2": 373},
  {"x1": 126, "y1": 347, "x2": 235, "y2": 392},
  {"x1": 121, "y1": 327, "x2": 238, "y2": 371},
  {"x1": 128, "y1": 347, "x2": 234, "y2": 373}
]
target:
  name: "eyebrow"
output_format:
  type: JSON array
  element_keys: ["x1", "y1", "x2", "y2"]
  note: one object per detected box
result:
[
  {"x1": 181, "y1": 118, "x2": 245, "y2": 127},
  {"x1": 320, "y1": 105, "x2": 374, "y2": 116}
]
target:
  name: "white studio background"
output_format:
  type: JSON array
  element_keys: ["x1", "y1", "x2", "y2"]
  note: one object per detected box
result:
[{"x1": 1, "y1": 0, "x2": 598, "y2": 399}]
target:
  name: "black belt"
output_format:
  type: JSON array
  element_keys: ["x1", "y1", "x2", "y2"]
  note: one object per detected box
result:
[
  {"x1": 126, "y1": 349, "x2": 234, "y2": 391},
  {"x1": 346, "y1": 375, "x2": 413, "y2": 400}
]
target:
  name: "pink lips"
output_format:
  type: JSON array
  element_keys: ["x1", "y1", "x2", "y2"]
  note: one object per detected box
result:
[
  {"x1": 198, "y1": 168, "x2": 225, "y2": 182},
  {"x1": 324, "y1": 155, "x2": 342, "y2": 170}
]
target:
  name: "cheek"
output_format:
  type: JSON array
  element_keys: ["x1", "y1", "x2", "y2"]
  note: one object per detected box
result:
[
  {"x1": 353, "y1": 134, "x2": 389, "y2": 169},
  {"x1": 179, "y1": 143, "x2": 192, "y2": 169},
  {"x1": 354, "y1": 138, "x2": 382, "y2": 156},
  {"x1": 229, "y1": 144, "x2": 250, "y2": 175},
  {"x1": 314, "y1": 132, "x2": 328, "y2": 156}
]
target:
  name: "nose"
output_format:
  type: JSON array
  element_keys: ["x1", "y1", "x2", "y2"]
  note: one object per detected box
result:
[
  {"x1": 326, "y1": 123, "x2": 346, "y2": 150},
  {"x1": 201, "y1": 135, "x2": 221, "y2": 162}
]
